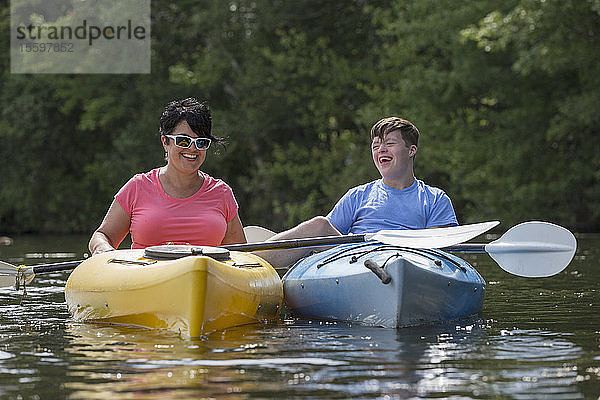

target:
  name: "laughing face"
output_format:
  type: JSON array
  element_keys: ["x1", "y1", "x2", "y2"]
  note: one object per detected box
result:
[
  {"x1": 371, "y1": 129, "x2": 417, "y2": 188},
  {"x1": 162, "y1": 120, "x2": 207, "y2": 173}
]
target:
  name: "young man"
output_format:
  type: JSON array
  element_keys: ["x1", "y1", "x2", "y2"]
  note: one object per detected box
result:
[{"x1": 258, "y1": 117, "x2": 457, "y2": 267}]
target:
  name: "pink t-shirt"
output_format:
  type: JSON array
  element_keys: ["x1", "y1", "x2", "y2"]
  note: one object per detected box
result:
[{"x1": 115, "y1": 168, "x2": 239, "y2": 248}]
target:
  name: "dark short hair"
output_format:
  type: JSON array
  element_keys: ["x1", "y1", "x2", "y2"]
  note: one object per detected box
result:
[
  {"x1": 370, "y1": 117, "x2": 419, "y2": 147},
  {"x1": 159, "y1": 98, "x2": 224, "y2": 147}
]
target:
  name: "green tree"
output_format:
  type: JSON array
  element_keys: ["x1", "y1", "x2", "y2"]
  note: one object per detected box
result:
[
  {"x1": 362, "y1": 0, "x2": 599, "y2": 231},
  {"x1": 459, "y1": 0, "x2": 600, "y2": 230}
]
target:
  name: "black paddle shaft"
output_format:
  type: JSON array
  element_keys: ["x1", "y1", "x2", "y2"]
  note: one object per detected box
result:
[
  {"x1": 31, "y1": 260, "x2": 83, "y2": 274},
  {"x1": 21, "y1": 236, "x2": 366, "y2": 276},
  {"x1": 442, "y1": 243, "x2": 486, "y2": 253},
  {"x1": 23, "y1": 240, "x2": 484, "y2": 275},
  {"x1": 222, "y1": 234, "x2": 367, "y2": 252}
]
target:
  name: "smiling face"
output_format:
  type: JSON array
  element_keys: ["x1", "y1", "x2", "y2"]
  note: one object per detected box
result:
[
  {"x1": 371, "y1": 129, "x2": 417, "y2": 189},
  {"x1": 162, "y1": 120, "x2": 207, "y2": 174}
]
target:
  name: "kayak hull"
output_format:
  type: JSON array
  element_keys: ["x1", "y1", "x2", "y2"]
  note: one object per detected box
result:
[
  {"x1": 282, "y1": 243, "x2": 485, "y2": 328},
  {"x1": 65, "y1": 249, "x2": 283, "y2": 337}
]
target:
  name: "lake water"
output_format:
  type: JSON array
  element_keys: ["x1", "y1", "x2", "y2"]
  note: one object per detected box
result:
[{"x1": 0, "y1": 233, "x2": 598, "y2": 399}]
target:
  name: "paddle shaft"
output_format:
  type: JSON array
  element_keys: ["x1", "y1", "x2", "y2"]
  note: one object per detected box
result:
[
  {"x1": 31, "y1": 260, "x2": 83, "y2": 274},
  {"x1": 222, "y1": 234, "x2": 366, "y2": 252},
  {"x1": 9, "y1": 236, "x2": 456, "y2": 279},
  {"x1": 443, "y1": 243, "x2": 486, "y2": 253},
  {"x1": 7, "y1": 236, "x2": 367, "y2": 276},
  {"x1": 3, "y1": 235, "x2": 372, "y2": 277},
  {"x1": 15, "y1": 240, "x2": 469, "y2": 275},
  {"x1": 223, "y1": 236, "x2": 493, "y2": 254}
]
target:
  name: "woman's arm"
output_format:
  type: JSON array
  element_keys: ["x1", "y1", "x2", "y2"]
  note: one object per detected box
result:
[
  {"x1": 221, "y1": 213, "x2": 247, "y2": 245},
  {"x1": 89, "y1": 199, "x2": 131, "y2": 255}
]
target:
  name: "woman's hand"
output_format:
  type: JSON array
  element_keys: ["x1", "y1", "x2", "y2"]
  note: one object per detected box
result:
[{"x1": 90, "y1": 240, "x2": 116, "y2": 256}]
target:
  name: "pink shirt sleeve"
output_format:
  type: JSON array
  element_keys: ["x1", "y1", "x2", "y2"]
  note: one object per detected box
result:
[
  {"x1": 220, "y1": 180, "x2": 239, "y2": 223},
  {"x1": 115, "y1": 175, "x2": 141, "y2": 217}
]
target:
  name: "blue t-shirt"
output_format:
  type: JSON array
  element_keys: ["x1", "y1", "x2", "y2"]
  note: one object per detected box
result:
[{"x1": 326, "y1": 179, "x2": 458, "y2": 234}]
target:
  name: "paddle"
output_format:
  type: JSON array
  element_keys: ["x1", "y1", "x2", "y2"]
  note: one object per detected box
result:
[
  {"x1": 244, "y1": 225, "x2": 277, "y2": 243},
  {"x1": 0, "y1": 220, "x2": 576, "y2": 287},
  {"x1": 0, "y1": 259, "x2": 83, "y2": 289},
  {"x1": 239, "y1": 221, "x2": 576, "y2": 278},
  {"x1": 0, "y1": 222, "x2": 498, "y2": 288},
  {"x1": 227, "y1": 221, "x2": 500, "y2": 252},
  {"x1": 444, "y1": 221, "x2": 577, "y2": 278}
]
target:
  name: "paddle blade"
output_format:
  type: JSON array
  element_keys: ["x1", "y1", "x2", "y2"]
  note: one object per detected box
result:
[
  {"x1": 485, "y1": 221, "x2": 577, "y2": 277},
  {"x1": 0, "y1": 260, "x2": 18, "y2": 287},
  {"x1": 244, "y1": 226, "x2": 276, "y2": 243},
  {"x1": 0, "y1": 260, "x2": 34, "y2": 288},
  {"x1": 367, "y1": 221, "x2": 500, "y2": 249}
]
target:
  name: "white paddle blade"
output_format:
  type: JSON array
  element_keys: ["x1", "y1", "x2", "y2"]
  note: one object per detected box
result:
[
  {"x1": 0, "y1": 260, "x2": 18, "y2": 287},
  {"x1": 367, "y1": 221, "x2": 500, "y2": 249},
  {"x1": 244, "y1": 226, "x2": 276, "y2": 243},
  {"x1": 485, "y1": 221, "x2": 577, "y2": 277},
  {"x1": 0, "y1": 260, "x2": 34, "y2": 288}
]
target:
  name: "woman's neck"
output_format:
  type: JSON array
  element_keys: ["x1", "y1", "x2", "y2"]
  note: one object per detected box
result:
[{"x1": 159, "y1": 165, "x2": 204, "y2": 198}]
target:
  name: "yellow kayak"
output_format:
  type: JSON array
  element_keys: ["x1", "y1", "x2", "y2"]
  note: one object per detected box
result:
[{"x1": 64, "y1": 246, "x2": 283, "y2": 337}]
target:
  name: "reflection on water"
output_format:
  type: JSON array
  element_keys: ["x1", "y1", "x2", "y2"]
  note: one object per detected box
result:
[
  {"x1": 52, "y1": 319, "x2": 588, "y2": 399},
  {"x1": 0, "y1": 234, "x2": 598, "y2": 399}
]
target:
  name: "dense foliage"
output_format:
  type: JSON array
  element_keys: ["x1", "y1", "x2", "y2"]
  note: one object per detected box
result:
[{"x1": 1, "y1": 0, "x2": 598, "y2": 234}]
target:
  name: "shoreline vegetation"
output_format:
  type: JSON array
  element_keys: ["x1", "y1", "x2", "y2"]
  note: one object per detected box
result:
[{"x1": 1, "y1": 1, "x2": 598, "y2": 235}]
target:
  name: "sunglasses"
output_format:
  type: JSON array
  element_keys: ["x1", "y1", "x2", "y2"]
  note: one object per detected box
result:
[{"x1": 165, "y1": 134, "x2": 211, "y2": 150}]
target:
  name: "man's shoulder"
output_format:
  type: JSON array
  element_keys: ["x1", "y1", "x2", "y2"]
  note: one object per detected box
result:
[{"x1": 414, "y1": 179, "x2": 449, "y2": 197}]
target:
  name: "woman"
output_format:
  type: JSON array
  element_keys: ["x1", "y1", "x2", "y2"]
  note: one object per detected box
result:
[{"x1": 89, "y1": 98, "x2": 246, "y2": 255}]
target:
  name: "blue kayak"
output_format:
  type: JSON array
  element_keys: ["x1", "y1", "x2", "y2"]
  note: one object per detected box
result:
[{"x1": 282, "y1": 242, "x2": 485, "y2": 328}]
